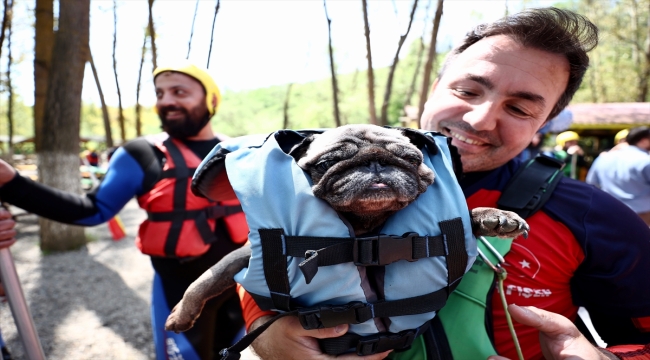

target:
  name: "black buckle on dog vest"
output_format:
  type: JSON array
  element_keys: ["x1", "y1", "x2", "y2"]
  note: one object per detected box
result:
[
  {"x1": 298, "y1": 301, "x2": 368, "y2": 329},
  {"x1": 289, "y1": 232, "x2": 448, "y2": 284}
]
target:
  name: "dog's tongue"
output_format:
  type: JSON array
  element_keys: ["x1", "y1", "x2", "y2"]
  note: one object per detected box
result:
[{"x1": 370, "y1": 183, "x2": 388, "y2": 189}]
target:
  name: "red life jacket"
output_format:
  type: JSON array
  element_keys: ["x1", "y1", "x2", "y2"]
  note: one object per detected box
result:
[{"x1": 136, "y1": 138, "x2": 248, "y2": 258}]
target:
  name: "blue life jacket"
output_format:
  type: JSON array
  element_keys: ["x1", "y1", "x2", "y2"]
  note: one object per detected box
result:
[{"x1": 192, "y1": 128, "x2": 477, "y2": 357}]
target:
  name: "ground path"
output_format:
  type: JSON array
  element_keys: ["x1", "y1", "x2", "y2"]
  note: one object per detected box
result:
[{"x1": 0, "y1": 199, "x2": 259, "y2": 359}]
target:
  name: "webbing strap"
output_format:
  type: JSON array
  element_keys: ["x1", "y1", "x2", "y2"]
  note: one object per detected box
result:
[
  {"x1": 160, "y1": 167, "x2": 197, "y2": 179},
  {"x1": 319, "y1": 321, "x2": 431, "y2": 356},
  {"x1": 163, "y1": 139, "x2": 189, "y2": 257},
  {"x1": 259, "y1": 229, "x2": 292, "y2": 311},
  {"x1": 294, "y1": 233, "x2": 446, "y2": 284},
  {"x1": 497, "y1": 155, "x2": 564, "y2": 219},
  {"x1": 146, "y1": 205, "x2": 243, "y2": 222},
  {"x1": 439, "y1": 218, "x2": 468, "y2": 287}
]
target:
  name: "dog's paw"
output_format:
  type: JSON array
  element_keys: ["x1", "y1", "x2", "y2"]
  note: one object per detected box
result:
[
  {"x1": 470, "y1": 207, "x2": 530, "y2": 239},
  {"x1": 164, "y1": 301, "x2": 198, "y2": 333}
]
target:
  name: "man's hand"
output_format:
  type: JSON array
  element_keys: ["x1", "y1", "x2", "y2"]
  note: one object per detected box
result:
[
  {"x1": 0, "y1": 207, "x2": 16, "y2": 249},
  {"x1": 250, "y1": 315, "x2": 392, "y2": 360},
  {"x1": 487, "y1": 304, "x2": 612, "y2": 360},
  {"x1": 0, "y1": 159, "x2": 17, "y2": 186}
]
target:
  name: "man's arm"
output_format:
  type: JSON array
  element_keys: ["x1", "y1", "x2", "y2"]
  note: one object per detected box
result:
[{"x1": 0, "y1": 146, "x2": 149, "y2": 225}]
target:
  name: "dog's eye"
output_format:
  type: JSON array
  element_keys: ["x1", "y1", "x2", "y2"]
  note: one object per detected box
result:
[
  {"x1": 404, "y1": 156, "x2": 421, "y2": 166},
  {"x1": 316, "y1": 160, "x2": 337, "y2": 172}
]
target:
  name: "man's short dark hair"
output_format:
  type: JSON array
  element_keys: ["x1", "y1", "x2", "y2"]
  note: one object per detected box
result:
[
  {"x1": 439, "y1": 7, "x2": 598, "y2": 120},
  {"x1": 626, "y1": 126, "x2": 650, "y2": 146}
]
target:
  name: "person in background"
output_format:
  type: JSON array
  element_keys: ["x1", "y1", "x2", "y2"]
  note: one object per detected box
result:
[
  {"x1": 0, "y1": 62, "x2": 248, "y2": 360},
  {"x1": 552, "y1": 130, "x2": 586, "y2": 179},
  {"x1": 238, "y1": 8, "x2": 650, "y2": 360},
  {"x1": 586, "y1": 126, "x2": 650, "y2": 225},
  {"x1": 611, "y1": 128, "x2": 630, "y2": 152}
]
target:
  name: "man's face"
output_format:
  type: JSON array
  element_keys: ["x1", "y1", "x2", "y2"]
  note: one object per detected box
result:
[
  {"x1": 420, "y1": 35, "x2": 570, "y2": 172},
  {"x1": 155, "y1": 72, "x2": 210, "y2": 139}
]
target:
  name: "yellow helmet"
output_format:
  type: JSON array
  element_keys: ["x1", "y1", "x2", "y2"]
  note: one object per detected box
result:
[
  {"x1": 153, "y1": 61, "x2": 222, "y2": 116},
  {"x1": 614, "y1": 129, "x2": 629, "y2": 144},
  {"x1": 556, "y1": 131, "x2": 580, "y2": 147}
]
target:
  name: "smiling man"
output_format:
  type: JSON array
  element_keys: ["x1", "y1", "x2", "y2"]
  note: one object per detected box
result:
[
  {"x1": 0, "y1": 62, "x2": 249, "y2": 360},
  {"x1": 238, "y1": 8, "x2": 650, "y2": 360}
]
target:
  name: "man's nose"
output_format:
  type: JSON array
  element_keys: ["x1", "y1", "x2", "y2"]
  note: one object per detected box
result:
[
  {"x1": 157, "y1": 92, "x2": 177, "y2": 108},
  {"x1": 463, "y1": 102, "x2": 498, "y2": 131}
]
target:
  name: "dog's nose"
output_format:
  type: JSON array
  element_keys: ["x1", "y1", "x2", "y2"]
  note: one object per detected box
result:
[{"x1": 366, "y1": 161, "x2": 385, "y2": 173}]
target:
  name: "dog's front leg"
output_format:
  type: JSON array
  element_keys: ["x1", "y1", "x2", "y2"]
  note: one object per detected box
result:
[{"x1": 165, "y1": 245, "x2": 252, "y2": 333}]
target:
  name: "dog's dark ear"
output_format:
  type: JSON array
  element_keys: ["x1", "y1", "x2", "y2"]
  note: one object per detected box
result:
[
  {"x1": 288, "y1": 135, "x2": 316, "y2": 162},
  {"x1": 399, "y1": 128, "x2": 438, "y2": 155}
]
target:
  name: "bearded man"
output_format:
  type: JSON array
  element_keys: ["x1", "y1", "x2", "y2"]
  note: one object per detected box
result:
[{"x1": 0, "y1": 62, "x2": 248, "y2": 360}]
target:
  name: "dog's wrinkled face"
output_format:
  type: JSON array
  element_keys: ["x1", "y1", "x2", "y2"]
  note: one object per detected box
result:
[{"x1": 290, "y1": 125, "x2": 435, "y2": 234}]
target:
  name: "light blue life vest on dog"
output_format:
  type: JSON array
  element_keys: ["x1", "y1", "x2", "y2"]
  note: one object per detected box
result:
[{"x1": 193, "y1": 128, "x2": 477, "y2": 356}]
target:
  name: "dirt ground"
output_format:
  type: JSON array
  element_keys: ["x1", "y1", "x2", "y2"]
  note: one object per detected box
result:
[{"x1": 0, "y1": 199, "x2": 259, "y2": 360}]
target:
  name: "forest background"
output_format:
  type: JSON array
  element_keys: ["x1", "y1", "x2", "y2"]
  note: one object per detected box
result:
[{"x1": 1, "y1": 0, "x2": 648, "y2": 155}]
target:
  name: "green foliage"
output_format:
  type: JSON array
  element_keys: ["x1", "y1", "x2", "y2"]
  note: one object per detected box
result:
[
  {"x1": 215, "y1": 41, "x2": 446, "y2": 137},
  {"x1": 560, "y1": 0, "x2": 650, "y2": 103}
]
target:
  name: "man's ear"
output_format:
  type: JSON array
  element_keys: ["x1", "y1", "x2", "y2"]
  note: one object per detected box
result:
[
  {"x1": 211, "y1": 94, "x2": 218, "y2": 110},
  {"x1": 288, "y1": 135, "x2": 316, "y2": 162}
]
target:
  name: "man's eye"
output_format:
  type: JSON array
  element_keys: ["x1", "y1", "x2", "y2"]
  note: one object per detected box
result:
[
  {"x1": 452, "y1": 89, "x2": 476, "y2": 97},
  {"x1": 315, "y1": 160, "x2": 336, "y2": 172},
  {"x1": 507, "y1": 105, "x2": 529, "y2": 117}
]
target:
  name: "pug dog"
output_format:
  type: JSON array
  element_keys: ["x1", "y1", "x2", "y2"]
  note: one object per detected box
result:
[{"x1": 165, "y1": 124, "x2": 529, "y2": 333}]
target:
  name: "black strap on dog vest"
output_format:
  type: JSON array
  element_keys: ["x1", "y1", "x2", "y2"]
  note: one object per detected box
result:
[
  {"x1": 497, "y1": 155, "x2": 565, "y2": 219},
  {"x1": 260, "y1": 217, "x2": 466, "y2": 311}
]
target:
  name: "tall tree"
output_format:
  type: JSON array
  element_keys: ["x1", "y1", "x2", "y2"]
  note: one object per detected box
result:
[
  {"x1": 34, "y1": 0, "x2": 54, "y2": 153},
  {"x1": 380, "y1": 0, "x2": 418, "y2": 126},
  {"x1": 4, "y1": 0, "x2": 13, "y2": 163},
  {"x1": 417, "y1": 0, "x2": 444, "y2": 123},
  {"x1": 207, "y1": 0, "x2": 221, "y2": 68},
  {"x1": 147, "y1": 0, "x2": 157, "y2": 69},
  {"x1": 324, "y1": 0, "x2": 341, "y2": 127},
  {"x1": 112, "y1": 0, "x2": 126, "y2": 143},
  {"x1": 135, "y1": 28, "x2": 148, "y2": 138},
  {"x1": 38, "y1": 0, "x2": 90, "y2": 251},
  {"x1": 0, "y1": 0, "x2": 9, "y2": 59},
  {"x1": 88, "y1": 49, "x2": 113, "y2": 148},
  {"x1": 283, "y1": 83, "x2": 293, "y2": 129},
  {"x1": 361, "y1": 0, "x2": 378, "y2": 125}
]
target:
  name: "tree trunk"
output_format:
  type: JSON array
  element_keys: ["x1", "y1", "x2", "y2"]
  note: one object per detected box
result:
[
  {"x1": 207, "y1": 0, "x2": 221, "y2": 68},
  {"x1": 404, "y1": 37, "x2": 425, "y2": 107},
  {"x1": 112, "y1": 0, "x2": 126, "y2": 143},
  {"x1": 88, "y1": 49, "x2": 113, "y2": 149},
  {"x1": 186, "y1": 0, "x2": 200, "y2": 59},
  {"x1": 324, "y1": 0, "x2": 341, "y2": 127},
  {"x1": 34, "y1": 0, "x2": 54, "y2": 153},
  {"x1": 361, "y1": 0, "x2": 377, "y2": 125},
  {"x1": 283, "y1": 83, "x2": 293, "y2": 129},
  {"x1": 135, "y1": 29, "x2": 148, "y2": 138},
  {"x1": 0, "y1": 0, "x2": 9, "y2": 60},
  {"x1": 637, "y1": 1, "x2": 650, "y2": 102},
  {"x1": 5, "y1": 0, "x2": 13, "y2": 164},
  {"x1": 417, "y1": 0, "x2": 444, "y2": 123},
  {"x1": 147, "y1": 0, "x2": 157, "y2": 69},
  {"x1": 380, "y1": 0, "x2": 418, "y2": 126},
  {"x1": 38, "y1": 0, "x2": 90, "y2": 251}
]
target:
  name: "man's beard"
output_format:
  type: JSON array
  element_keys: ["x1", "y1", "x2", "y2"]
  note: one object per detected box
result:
[{"x1": 159, "y1": 105, "x2": 211, "y2": 139}]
